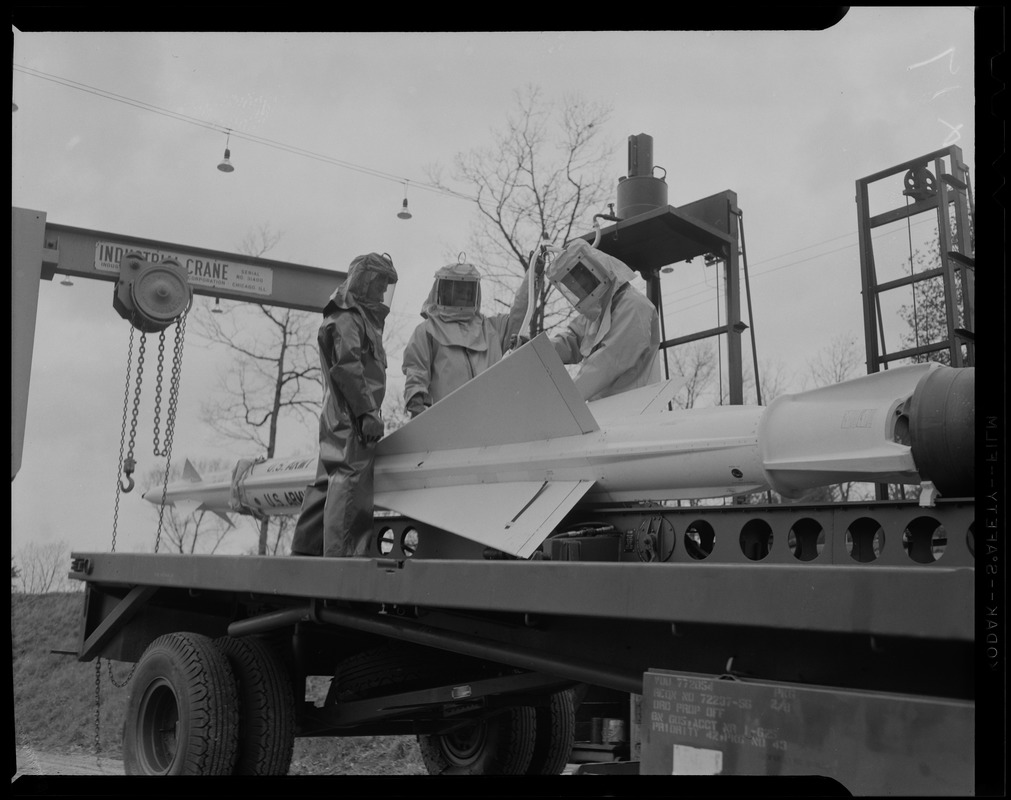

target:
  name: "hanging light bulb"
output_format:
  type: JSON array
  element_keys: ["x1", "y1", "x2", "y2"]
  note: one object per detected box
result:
[
  {"x1": 217, "y1": 130, "x2": 235, "y2": 173},
  {"x1": 59, "y1": 274, "x2": 74, "y2": 286},
  {"x1": 397, "y1": 181, "x2": 412, "y2": 219},
  {"x1": 212, "y1": 297, "x2": 223, "y2": 314}
]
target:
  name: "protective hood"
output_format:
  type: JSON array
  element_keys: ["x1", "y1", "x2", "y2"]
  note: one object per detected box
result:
[
  {"x1": 329, "y1": 252, "x2": 399, "y2": 325},
  {"x1": 421, "y1": 262, "x2": 490, "y2": 349},
  {"x1": 422, "y1": 262, "x2": 482, "y2": 322},
  {"x1": 547, "y1": 239, "x2": 637, "y2": 320}
]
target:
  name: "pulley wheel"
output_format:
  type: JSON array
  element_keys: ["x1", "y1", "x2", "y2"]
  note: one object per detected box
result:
[{"x1": 130, "y1": 261, "x2": 191, "y2": 328}]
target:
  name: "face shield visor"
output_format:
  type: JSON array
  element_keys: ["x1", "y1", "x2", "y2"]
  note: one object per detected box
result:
[
  {"x1": 435, "y1": 277, "x2": 479, "y2": 311},
  {"x1": 550, "y1": 256, "x2": 610, "y2": 315},
  {"x1": 352, "y1": 270, "x2": 397, "y2": 306}
]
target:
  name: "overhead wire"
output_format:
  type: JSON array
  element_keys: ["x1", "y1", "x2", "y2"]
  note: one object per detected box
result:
[
  {"x1": 15, "y1": 63, "x2": 942, "y2": 301},
  {"x1": 12, "y1": 64, "x2": 476, "y2": 202},
  {"x1": 659, "y1": 215, "x2": 938, "y2": 319}
]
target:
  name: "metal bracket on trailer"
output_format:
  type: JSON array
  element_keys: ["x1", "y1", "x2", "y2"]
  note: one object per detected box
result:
[{"x1": 77, "y1": 584, "x2": 159, "y2": 661}]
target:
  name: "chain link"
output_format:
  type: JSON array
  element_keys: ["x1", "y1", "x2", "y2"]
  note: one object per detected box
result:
[
  {"x1": 101, "y1": 325, "x2": 140, "y2": 765},
  {"x1": 165, "y1": 316, "x2": 187, "y2": 456},
  {"x1": 93, "y1": 659, "x2": 102, "y2": 767},
  {"x1": 127, "y1": 334, "x2": 146, "y2": 465},
  {"x1": 93, "y1": 658, "x2": 138, "y2": 770},
  {"x1": 152, "y1": 331, "x2": 167, "y2": 455},
  {"x1": 112, "y1": 327, "x2": 137, "y2": 551},
  {"x1": 107, "y1": 657, "x2": 137, "y2": 688},
  {"x1": 154, "y1": 314, "x2": 188, "y2": 553}
]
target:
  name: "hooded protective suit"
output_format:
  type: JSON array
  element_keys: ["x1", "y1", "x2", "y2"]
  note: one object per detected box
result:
[
  {"x1": 402, "y1": 262, "x2": 528, "y2": 416},
  {"x1": 546, "y1": 239, "x2": 661, "y2": 402},
  {"x1": 291, "y1": 252, "x2": 398, "y2": 558}
]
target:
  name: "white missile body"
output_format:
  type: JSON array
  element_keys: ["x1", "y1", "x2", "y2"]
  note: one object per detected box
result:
[{"x1": 147, "y1": 335, "x2": 973, "y2": 558}]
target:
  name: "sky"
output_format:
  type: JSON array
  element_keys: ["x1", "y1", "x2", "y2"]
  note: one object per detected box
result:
[{"x1": 11, "y1": 13, "x2": 988, "y2": 560}]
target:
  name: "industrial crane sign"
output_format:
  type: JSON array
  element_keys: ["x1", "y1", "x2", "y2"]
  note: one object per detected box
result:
[{"x1": 96, "y1": 241, "x2": 274, "y2": 298}]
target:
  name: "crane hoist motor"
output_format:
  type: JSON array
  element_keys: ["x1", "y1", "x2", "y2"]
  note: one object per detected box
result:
[{"x1": 112, "y1": 252, "x2": 192, "y2": 333}]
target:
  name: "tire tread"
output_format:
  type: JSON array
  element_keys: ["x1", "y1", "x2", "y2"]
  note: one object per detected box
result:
[
  {"x1": 214, "y1": 635, "x2": 296, "y2": 775},
  {"x1": 124, "y1": 631, "x2": 238, "y2": 775}
]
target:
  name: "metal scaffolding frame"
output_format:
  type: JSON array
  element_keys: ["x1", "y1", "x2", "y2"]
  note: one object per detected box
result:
[
  {"x1": 855, "y1": 145, "x2": 975, "y2": 374},
  {"x1": 581, "y1": 191, "x2": 746, "y2": 405}
]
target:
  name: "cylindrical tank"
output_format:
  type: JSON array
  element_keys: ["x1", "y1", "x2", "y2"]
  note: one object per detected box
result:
[{"x1": 616, "y1": 133, "x2": 668, "y2": 219}]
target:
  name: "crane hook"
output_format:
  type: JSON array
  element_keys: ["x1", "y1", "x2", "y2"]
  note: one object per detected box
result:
[{"x1": 120, "y1": 456, "x2": 136, "y2": 494}]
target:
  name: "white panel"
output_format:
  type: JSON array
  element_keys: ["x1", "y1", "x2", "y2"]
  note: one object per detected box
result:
[
  {"x1": 379, "y1": 334, "x2": 597, "y2": 456},
  {"x1": 672, "y1": 744, "x2": 723, "y2": 775}
]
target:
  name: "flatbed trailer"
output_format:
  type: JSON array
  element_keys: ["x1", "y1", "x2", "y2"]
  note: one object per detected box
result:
[
  {"x1": 70, "y1": 498, "x2": 976, "y2": 791},
  {"x1": 16, "y1": 143, "x2": 980, "y2": 788}
]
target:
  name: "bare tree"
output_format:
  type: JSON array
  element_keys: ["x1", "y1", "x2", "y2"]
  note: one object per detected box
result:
[
  {"x1": 428, "y1": 86, "x2": 616, "y2": 335},
  {"x1": 143, "y1": 459, "x2": 238, "y2": 554},
  {"x1": 748, "y1": 357, "x2": 795, "y2": 404},
  {"x1": 15, "y1": 541, "x2": 77, "y2": 594},
  {"x1": 189, "y1": 224, "x2": 324, "y2": 555},
  {"x1": 665, "y1": 341, "x2": 718, "y2": 409},
  {"x1": 264, "y1": 516, "x2": 294, "y2": 556},
  {"x1": 897, "y1": 229, "x2": 969, "y2": 366},
  {"x1": 806, "y1": 332, "x2": 861, "y2": 388}
]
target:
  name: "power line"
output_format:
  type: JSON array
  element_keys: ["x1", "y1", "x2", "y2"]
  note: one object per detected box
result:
[
  {"x1": 14, "y1": 63, "x2": 945, "y2": 290},
  {"x1": 12, "y1": 64, "x2": 477, "y2": 203},
  {"x1": 660, "y1": 216, "x2": 938, "y2": 318}
]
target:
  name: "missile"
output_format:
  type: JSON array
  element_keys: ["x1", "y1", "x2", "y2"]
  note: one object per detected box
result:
[{"x1": 146, "y1": 334, "x2": 974, "y2": 558}]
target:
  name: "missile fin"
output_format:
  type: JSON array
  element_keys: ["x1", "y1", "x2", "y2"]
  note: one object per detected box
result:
[
  {"x1": 181, "y1": 459, "x2": 202, "y2": 483},
  {"x1": 586, "y1": 376, "x2": 687, "y2": 422},
  {"x1": 375, "y1": 478, "x2": 595, "y2": 558},
  {"x1": 379, "y1": 333, "x2": 598, "y2": 457},
  {"x1": 208, "y1": 508, "x2": 235, "y2": 527}
]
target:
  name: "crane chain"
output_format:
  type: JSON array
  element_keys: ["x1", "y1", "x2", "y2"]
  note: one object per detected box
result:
[
  {"x1": 154, "y1": 313, "x2": 188, "y2": 554},
  {"x1": 112, "y1": 327, "x2": 137, "y2": 552},
  {"x1": 119, "y1": 332, "x2": 147, "y2": 497},
  {"x1": 103, "y1": 313, "x2": 187, "y2": 764},
  {"x1": 93, "y1": 660, "x2": 102, "y2": 769},
  {"x1": 152, "y1": 330, "x2": 167, "y2": 455}
]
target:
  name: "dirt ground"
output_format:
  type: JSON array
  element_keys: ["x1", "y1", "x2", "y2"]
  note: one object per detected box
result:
[
  {"x1": 14, "y1": 746, "x2": 124, "y2": 777},
  {"x1": 11, "y1": 746, "x2": 580, "y2": 778}
]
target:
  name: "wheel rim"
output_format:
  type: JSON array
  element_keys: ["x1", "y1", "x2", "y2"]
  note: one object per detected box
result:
[
  {"x1": 439, "y1": 721, "x2": 489, "y2": 767},
  {"x1": 136, "y1": 677, "x2": 180, "y2": 774}
]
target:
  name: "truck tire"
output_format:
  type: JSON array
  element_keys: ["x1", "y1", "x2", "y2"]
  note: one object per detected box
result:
[
  {"x1": 526, "y1": 688, "x2": 576, "y2": 775},
  {"x1": 336, "y1": 644, "x2": 536, "y2": 775},
  {"x1": 418, "y1": 706, "x2": 537, "y2": 775},
  {"x1": 214, "y1": 635, "x2": 296, "y2": 775},
  {"x1": 123, "y1": 632, "x2": 239, "y2": 775}
]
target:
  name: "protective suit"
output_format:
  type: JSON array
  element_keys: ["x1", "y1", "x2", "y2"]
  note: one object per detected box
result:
[
  {"x1": 291, "y1": 252, "x2": 398, "y2": 558},
  {"x1": 402, "y1": 262, "x2": 528, "y2": 416},
  {"x1": 546, "y1": 239, "x2": 661, "y2": 402}
]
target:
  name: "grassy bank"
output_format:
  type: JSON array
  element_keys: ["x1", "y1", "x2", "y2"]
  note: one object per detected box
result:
[{"x1": 11, "y1": 592, "x2": 425, "y2": 775}]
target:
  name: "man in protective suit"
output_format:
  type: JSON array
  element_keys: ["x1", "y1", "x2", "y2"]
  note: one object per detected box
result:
[
  {"x1": 291, "y1": 252, "x2": 398, "y2": 558},
  {"x1": 545, "y1": 239, "x2": 661, "y2": 401},
  {"x1": 402, "y1": 261, "x2": 528, "y2": 417}
]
